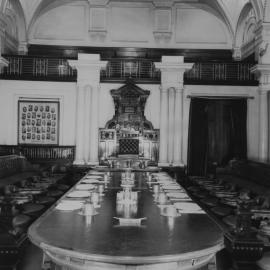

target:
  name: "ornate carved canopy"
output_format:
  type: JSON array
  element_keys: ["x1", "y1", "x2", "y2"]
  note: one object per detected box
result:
[{"x1": 105, "y1": 79, "x2": 154, "y2": 132}]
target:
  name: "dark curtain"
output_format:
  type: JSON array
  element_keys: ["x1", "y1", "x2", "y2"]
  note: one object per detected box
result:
[
  {"x1": 229, "y1": 99, "x2": 247, "y2": 160},
  {"x1": 187, "y1": 99, "x2": 209, "y2": 176},
  {"x1": 187, "y1": 98, "x2": 247, "y2": 176}
]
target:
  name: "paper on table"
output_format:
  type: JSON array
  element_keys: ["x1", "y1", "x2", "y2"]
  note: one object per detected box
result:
[
  {"x1": 166, "y1": 192, "x2": 190, "y2": 199},
  {"x1": 113, "y1": 217, "x2": 146, "y2": 226},
  {"x1": 174, "y1": 202, "x2": 205, "y2": 214},
  {"x1": 162, "y1": 185, "x2": 183, "y2": 190},
  {"x1": 85, "y1": 175, "x2": 103, "y2": 179},
  {"x1": 169, "y1": 198, "x2": 193, "y2": 202},
  {"x1": 56, "y1": 200, "x2": 83, "y2": 211},
  {"x1": 67, "y1": 191, "x2": 90, "y2": 198},
  {"x1": 88, "y1": 171, "x2": 104, "y2": 175},
  {"x1": 157, "y1": 177, "x2": 172, "y2": 181},
  {"x1": 157, "y1": 181, "x2": 175, "y2": 185},
  {"x1": 81, "y1": 179, "x2": 102, "y2": 184},
  {"x1": 76, "y1": 184, "x2": 96, "y2": 190}
]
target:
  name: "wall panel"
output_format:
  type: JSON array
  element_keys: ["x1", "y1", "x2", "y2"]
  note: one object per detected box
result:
[
  {"x1": 32, "y1": 5, "x2": 86, "y2": 40},
  {"x1": 175, "y1": 8, "x2": 228, "y2": 45},
  {"x1": 0, "y1": 80, "x2": 258, "y2": 164},
  {"x1": 110, "y1": 7, "x2": 151, "y2": 43}
]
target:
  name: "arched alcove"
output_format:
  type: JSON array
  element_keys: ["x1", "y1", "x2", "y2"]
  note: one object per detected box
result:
[
  {"x1": 0, "y1": 0, "x2": 27, "y2": 53},
  {"x1": 234, "y1": 3, "x2": 258, "y2": 59}
]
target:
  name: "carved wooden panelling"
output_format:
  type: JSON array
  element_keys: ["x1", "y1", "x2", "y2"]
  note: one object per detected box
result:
[{"x1": 99, "y1": 79, "x2": 159, "y2": 163}]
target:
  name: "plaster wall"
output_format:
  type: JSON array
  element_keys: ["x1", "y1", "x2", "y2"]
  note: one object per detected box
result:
[
  {"x1": 0, "y1": 79, "x2": 260, "y2": 164},
  {"x1": 0, "y1": 80, "x2": 77, "y2": 145},
  {"x1": 0, "y1": 80, "x2": 161, "y2": 146},
  {"x1": 29, "y1": 2, "x2": 232, "y2": 49}
]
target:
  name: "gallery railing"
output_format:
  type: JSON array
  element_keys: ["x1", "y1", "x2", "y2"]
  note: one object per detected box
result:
[
  {"x1": 0, "y1": 55, "x2": 77, "y2": 81},
  {"x1": 184, "y1": 62, "x2": 257, "y2": 85},
  {"x1": 100, "y1": 59, "x2": 160, "y2": 82},
  {"x1": 0, "y1": 55, "x2": 258, "y2": 85},
  {"x1": 0, "y1": 145, "x2": 75, "y2": 162}
]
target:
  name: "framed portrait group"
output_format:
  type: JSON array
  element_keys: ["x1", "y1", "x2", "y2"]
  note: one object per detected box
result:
[{"x1": 18, "y1": 100, "x2": 59, "y2": 145}]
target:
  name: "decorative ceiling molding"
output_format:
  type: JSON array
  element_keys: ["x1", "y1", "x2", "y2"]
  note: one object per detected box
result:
[
  {"x1": 263, "y1": 0, "x2": 270, "y2": 22},
  {"x1": 234, "y1": 2, "x2": 257, "y2": 60},
  {"x1": 21, "y1": 0, "x2": 267, "y2": 50}
]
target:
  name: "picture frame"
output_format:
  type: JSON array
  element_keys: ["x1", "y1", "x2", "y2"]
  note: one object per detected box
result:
[{"x1": 18, "y1": 100, "x2": 59, "y2": 145}]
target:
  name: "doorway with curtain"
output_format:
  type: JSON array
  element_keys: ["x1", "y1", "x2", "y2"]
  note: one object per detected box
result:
[{"x1": 187, "y1": 97, "x2": 247, "y2": 176}]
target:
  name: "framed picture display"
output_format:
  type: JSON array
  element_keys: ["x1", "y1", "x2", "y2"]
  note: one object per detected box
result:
[{"x1": 18, "y1": 100, "x2": 59, "y2": 145}]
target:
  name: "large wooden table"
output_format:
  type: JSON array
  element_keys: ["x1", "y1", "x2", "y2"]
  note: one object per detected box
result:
[{"x1": 28, "y1": 171, "x2": 224, "y2": 270}]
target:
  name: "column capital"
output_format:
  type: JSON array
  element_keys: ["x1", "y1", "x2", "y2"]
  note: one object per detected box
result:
[
  {"x1": 251, "y1": 64, "x2": 270, "y2": 89},
  {"x1": 175, "y1": 87, "x2": 184, "y2": 93},
  {"x1": 232, "y1": 47, "x2": 242, "y2": 61},
  {"x1": 258, "y1": 89, "x2": 270, "y2": 95},
  {"x1": 68, "y1": 54, "x2": 107, "y2": 85},
  {"x1": 155, "y1": 56, "x2": 193, "y2": 88},
  {"x1": 18, "y1": 42, "x2": 28, "y2": 55},
  {"x1": 160, "y1": 85, "x2": 169, "y2": 93},
  {"x1": 155, "y1": 56, "x2": 193, "y2": 73},
  {"x1": 254, "y1": 22, "x2": 270, "y2": 63}
]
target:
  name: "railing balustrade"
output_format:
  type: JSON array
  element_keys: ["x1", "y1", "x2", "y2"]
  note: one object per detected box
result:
[
  {"x1": 0, "y1": 155, "x2": 26, "y2": 177},
  {"x1": 0, "y1": 55, "x2": 257, "y2": 85},
  {"x1": 100, "y1": 59, "x2": 160, "y2": 81},
  {"x1": 0, "y1": 145, "x2": 75, "y2": 162},
  {"x1": 1, "y1": 55, "x2": 76, "y2": 81},
  {"x1": 184, "y1": 62, "x2": 256, "y2": 84}
]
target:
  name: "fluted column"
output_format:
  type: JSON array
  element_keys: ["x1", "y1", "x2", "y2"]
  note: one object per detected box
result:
[
  {"x1": 83, "y1": 85, "x2": 92, "y2": 163},
  {"x1": 173, "y1": 87, "x2": 183, "y2": 166},
  {"x1": 159, "y1": 87, "x2": 169, "y2": 166},
  {"x1": 251, "y1": 64, "x2": 270, "y2": 162},
  {"x1": 168, "y1": 87, "x2": 175, "y2": 165},
  {"x1": 74, "y1": 85, "x2": 85, "y2": 165},
  {"x1": 249, "y1": 18, "x2": 270, "y2": 161},
  {"x1": 89, "y1": 85, "x2": 99, "y2": 165},
  {"x1": 155, "y1": 56, "x2": 193, "y2": 167},
  {"x1": 68, "y1": 54, "x2": 107, "y2": 165},
  {"x1": 258, "y1": 89, "x2": 269, "y2": 161}
]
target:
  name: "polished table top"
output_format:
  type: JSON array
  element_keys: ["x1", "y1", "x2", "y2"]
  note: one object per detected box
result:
[{"x1": 28, "y1": 171, "x2": 223, "y2": 265}]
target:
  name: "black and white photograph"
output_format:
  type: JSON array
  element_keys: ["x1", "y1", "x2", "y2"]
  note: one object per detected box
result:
[
  {"x1": 0, "y1": 1, "x2": 269, "y2": 270},
  {"x1": 18, "y1": 100, "x2": 59, "y2": 145}
]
